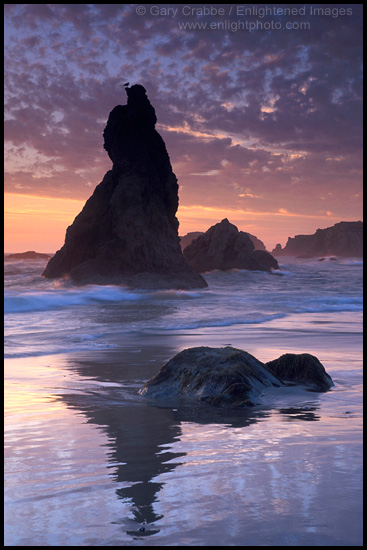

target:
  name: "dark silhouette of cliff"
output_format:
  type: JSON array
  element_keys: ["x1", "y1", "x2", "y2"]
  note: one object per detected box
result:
[
  {"x1": 43, "y1": 85, "x2": 207, "y2": 289},
  {"x1": 272, "y1": 221, "x2": 363, "y2": 258},
  {"x1": 180, "y1": 230, "x2": 266, "y2": 252},
  {"x1": 183, "y1": 219, "x2": 278, "y2": 272}
]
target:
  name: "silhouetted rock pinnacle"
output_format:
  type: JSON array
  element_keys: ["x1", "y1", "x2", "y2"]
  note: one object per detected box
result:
[{"x1": 43, "y1": 85, "x2": 207, "y2": 289}]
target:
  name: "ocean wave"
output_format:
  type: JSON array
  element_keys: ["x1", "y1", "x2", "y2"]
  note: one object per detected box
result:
[
  {"x1": 339, "y1": 259, "x2": 363, "y2": 266},
  {"x1": 294, "y1": 296, "x2": 363, "y2": 314},
  {"x1": 148, "y1": 289, "x2": 206, "y2": 300},
  {"x1": 4, "y1": 342, "x2": 119, "y2": 359},
  {"x1": 3, "y1": 284, "x2": 208, "y2": 313},
  {"x1": 4, "y1": 285, "x2": 145, "y2": 313},
  {"x1": 158, "y1": 312, "x2": 287, "y2": 331},
  {"x1": 272, "y1": 269, "x2": 295, "y2": 276}
]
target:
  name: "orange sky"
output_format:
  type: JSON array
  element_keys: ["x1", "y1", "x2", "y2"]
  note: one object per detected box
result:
[
  {"x1": 4, "y1": 194, "x2": 84, "y2": 254},
  {"x1": 4, "y1": 7, "x2": 363, "y2": 255},
  {"x1": 4, "y1": 192, "x2": 350, "y2": 254}
]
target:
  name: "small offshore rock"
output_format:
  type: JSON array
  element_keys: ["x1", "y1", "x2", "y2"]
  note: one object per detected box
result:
[
  {"x1": 265, "y1": 353, "x2": 334, "y2": 391},
  {"x1": 183, "y1": 219, "x2": 278, "y2": 273},
  {"x1": 139, "y1": 347, "x2": 334, "y2": 407},
  {"x1": 139, "y1": 346, "x2": 283, "y2": 407}
]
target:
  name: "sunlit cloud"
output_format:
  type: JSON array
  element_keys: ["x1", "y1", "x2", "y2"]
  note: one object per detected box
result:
[{"x1": 4, "y1": 4, "x2": 363, "y2": 251}]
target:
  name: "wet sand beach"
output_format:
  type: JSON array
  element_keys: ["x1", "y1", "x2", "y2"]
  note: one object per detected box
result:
[{"x1": 5, "y1": 316, "x2": 363, "y2": 546}]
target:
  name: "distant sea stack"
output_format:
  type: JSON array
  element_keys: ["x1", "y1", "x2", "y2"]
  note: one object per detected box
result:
[
  {"x1": 43, "y1": 85, "x2": 207, "y2": 289},
  {"x1": 272, "y1": 221, "x2": 363, "y2": 258},
  {"x1": 183, "y1": 218, "x2": 279, "y2": 272},
  {"x1": 179, "y1": 230, "x2": 266, "y2": 252}
]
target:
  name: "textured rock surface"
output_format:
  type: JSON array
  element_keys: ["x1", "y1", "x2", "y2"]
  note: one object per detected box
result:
[
  {"x1": 183, "y1": 219, "x2": 279, "y2": 272},
  {"x1": 272, "y1": 221, "x2": 363, "y2": 257},
  {"x1": 43, "y1": 84, "x2": 207, "y2": 289},
  {"x1": 139, "y1": 346, "x2": 283, "y2": 407},
  {"x1": 251, "y1": 249, "x2": 279, "y2": 270},
  {"x1": 139, "y1": 347, "x2": 334, "y2": 407},
  {"x1": 266, "y1": 353, "x2": 334, "y2": 391}
]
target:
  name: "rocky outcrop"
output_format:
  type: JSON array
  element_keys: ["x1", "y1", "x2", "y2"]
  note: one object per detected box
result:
[
  {"x1": 42, "y1": 85, "x2": 207, "y2": 290},
  {"x1": 6, "y1": 251, "x2": 51, "y2": 260},
  {"x1": 139, "y1": 346, "x2": 334, "y2": 407},
  {"x1": 180, "y1": 230, "x2": 266, "y2": 252},
  {"x1": 183, "y1": 219, "x2": 279, "y2": 272},
  {"x1": 250, "y1": 249, "x2": 279, "y2": 270},
  {"x1": 272, "y1": 243, "x2": 283, "y2": 256},
  {"x1": 139, "y1": 347, "x2": 283, "y2": 407},
  {"x1": 272, "y1": 221, "x2": 363, "y2": 258},
  {"x1": 266, "y1": 353, "x2": 334, "y2": 391}
]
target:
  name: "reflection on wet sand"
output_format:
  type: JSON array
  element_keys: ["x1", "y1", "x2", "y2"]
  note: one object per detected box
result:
[
  {"x1": 59, "y1": 349, "x2": 277, "y2": 536},
  {"x1": 278, "y1": 406, "x2": 320, "y2": 422},
  {"x1": 61, "y1": 391, "x2": 181, "y2": 534},
  {"x1": 5, "y1": 345, "x2": 362, "y2": 546}
]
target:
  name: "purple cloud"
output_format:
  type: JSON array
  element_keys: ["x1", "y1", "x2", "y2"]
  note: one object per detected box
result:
[{"x1": 4, "y1": 4, "x2": 363, "y2": 228}]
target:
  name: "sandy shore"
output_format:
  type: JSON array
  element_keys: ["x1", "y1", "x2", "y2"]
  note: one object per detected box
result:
[{"x1": 4, "y1": 317, "x2": 363, "y2": 545}]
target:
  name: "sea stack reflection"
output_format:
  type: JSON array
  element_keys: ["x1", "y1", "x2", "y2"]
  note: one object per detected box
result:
[{"x1": 43, "y1": 85, "x2": 207, "y2": 290}]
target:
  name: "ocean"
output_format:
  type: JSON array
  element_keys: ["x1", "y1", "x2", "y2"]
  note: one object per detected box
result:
[{"x1": 4, "y1": 256, "x2": 363, "y2": 546}]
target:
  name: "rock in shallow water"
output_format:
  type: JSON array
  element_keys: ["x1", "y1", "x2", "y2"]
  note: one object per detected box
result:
[
  {"x1": 139, "y1": 346, "x2": 334, "y2": 407},
  {"x1": 139, "y1": 347, "x2": 283, "y2": 407},
  {"x1": 183, "y1": 219, "x2": 279, "y2": 273},
  {"x1": 265, "y1": 353, "x2": 334, "y2": 391}
]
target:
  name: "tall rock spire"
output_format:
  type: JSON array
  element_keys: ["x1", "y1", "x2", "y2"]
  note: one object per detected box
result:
[{"x1": 43, "y1": 85, "x2": 207, "y2": 289}]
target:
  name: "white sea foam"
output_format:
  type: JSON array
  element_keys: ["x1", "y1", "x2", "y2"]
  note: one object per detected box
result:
[
  {"x1": 339, "y1": 259, "x2": 363, "y2": 266},
  {"x1": 294, "y1": 296, "x2": 363, "y2": 313},
  {"x1": 4, "y1": 257, "x2": 363, "y2": 358},
  {"x1": 4, "y1": 285, "x2": 144, "y2": 313},
  {"x1": 158, "y1": 312, "x2": 287, "y2": 331},
  {"x1": 4, "y1": 255, "x2": 363, "y2": 546},
  {"x1": 4, "y1": 280, "x2": 211, "y2": 313}
]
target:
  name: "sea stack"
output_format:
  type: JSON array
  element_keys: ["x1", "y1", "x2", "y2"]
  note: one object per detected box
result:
[
  {"x1": 43, "y1": 85, "x2": 207, "y2": 289},
  {"x1": 183, "y1": 219, "x2": 279, "y2": 273}
]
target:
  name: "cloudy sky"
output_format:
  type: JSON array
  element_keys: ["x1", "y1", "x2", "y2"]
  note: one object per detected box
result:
[{"x1": 4, "y1": 4, "x2": 363, "y2": 252}]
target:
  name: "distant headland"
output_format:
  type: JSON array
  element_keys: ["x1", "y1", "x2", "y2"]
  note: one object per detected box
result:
[
  {"x1": 272, "y1": 221, "x2": 363, "y2": 258},
  {"x1": 5, "y1": 251, "x2": 51, "y2": 261}
]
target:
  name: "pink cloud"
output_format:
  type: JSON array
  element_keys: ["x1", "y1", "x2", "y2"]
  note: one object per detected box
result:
[{"x1": 4, "y1": 4, "x2": 363, "y2": 230}]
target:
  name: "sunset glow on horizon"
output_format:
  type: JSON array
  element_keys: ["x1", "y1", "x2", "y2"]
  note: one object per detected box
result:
[
  {"x1": 4, "y1": 193, "x2": 85, "y2": 253},
  {"x1": 4, "y1": 5, "x2": 363, "y2": 254},
  {"x1": 5, "y1": 191, "x2": 354, "y2": 254}
]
